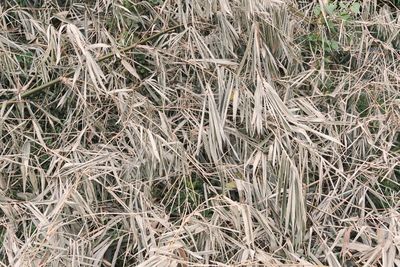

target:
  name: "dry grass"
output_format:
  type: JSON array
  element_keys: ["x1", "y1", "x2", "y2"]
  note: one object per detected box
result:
[{"x1": 0, "y1": 0, "x2": 399, "y2": 266}]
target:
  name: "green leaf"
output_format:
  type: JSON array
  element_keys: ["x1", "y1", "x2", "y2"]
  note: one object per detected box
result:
[
  {"x1": 339, "y1": 2, "x2": 349, "y2": 9},
  {"x1": 326, "y1": 3, "x2": 337, "y2": 15},
  {"x1": 340, "y1": 13, "x2": 351, "y2": 21},
  {"x1": 307, "y1": 33, "x2": 320, "y2": 42},
  {"x1": 350, "y1": 2, "x2": 361, "y2": 14},
  {"x1": 330, "y1": 40, "x2": 339, "y2": 50},
  {"x1": 326, "y1": 20, "x2": 336, "y2": 32},
  {"x1": 313, "y1": 5, "x2": 321, "y2": 16}
]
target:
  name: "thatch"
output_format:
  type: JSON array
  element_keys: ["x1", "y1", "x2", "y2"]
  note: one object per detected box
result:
[{"x1": 0, "y1": 0, "x2": 399, "y2": 266}]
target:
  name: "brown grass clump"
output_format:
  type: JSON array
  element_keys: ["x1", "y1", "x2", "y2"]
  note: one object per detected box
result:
[{"x1": 0, "y1": 0, "x2": 399, "y2": 266}]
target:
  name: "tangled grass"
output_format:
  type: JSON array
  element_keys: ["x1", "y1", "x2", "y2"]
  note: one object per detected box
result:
[{"x1": 0, "y1": 0, "x2": 399, "y2": 266}]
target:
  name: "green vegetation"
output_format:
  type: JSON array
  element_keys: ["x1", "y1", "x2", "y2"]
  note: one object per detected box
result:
[{"x1": 0, "y1": 0, "x2": 399, "y2": 266}]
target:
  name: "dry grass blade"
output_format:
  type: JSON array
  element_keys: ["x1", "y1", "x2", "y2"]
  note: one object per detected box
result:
[{"x1": 0, "y1": 0, "x2": 399, "y2": 266}]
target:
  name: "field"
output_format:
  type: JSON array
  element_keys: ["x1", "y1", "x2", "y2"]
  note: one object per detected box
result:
[{"x1": 0, "y1": 0, "x2": 399, "y2": 266}]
